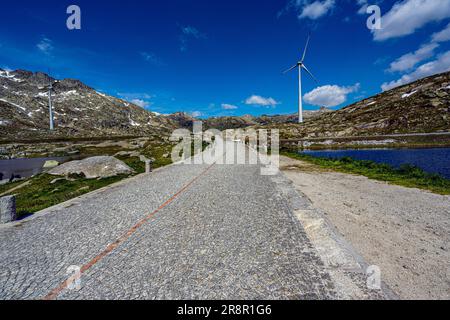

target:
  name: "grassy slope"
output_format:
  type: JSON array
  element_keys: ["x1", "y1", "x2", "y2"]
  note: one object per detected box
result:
[{"x1": 282, "y1": 151, "x2": 450, "y2": 195}]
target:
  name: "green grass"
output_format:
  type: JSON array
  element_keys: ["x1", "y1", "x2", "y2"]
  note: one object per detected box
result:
[
  {"x1": 5, "y1": 174, "x2": 127, "y2": 218},
  {"x1": 282, "y1": 151, "x2": 450, "y2": 195}
]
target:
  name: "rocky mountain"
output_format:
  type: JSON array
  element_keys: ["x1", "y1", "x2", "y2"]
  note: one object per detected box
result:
[
  {"x1": 1, "y1": 68, "x2": 449, "y2": 142},
  {"x1": 255, "y1": 71, "x2": 450, "y2": 139},
  {"x1": 166, "y1": 108, "x2": 332, "y2": 131},
  {"x1": 0, "y1": 69, "x2": 178, "y2": 141}
]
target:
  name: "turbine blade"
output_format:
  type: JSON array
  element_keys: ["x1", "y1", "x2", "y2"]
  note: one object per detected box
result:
[
  {"x1": 302, "y1": 64, "x2": 318, "y2": 83},
  {"x1": 282, "y1": 65, "x2": 297, "y2": 74},
  {"x1": 301, "y1": 34, "x2": 311, "y2": 62}
]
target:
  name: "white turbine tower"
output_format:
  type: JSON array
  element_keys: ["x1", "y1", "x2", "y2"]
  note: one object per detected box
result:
[
  {"x1": 283, "y1": 35, "x2": 318, "y2": 123},
  {"x1": 48, "y1": 77, "x2": 54, "y2": 131}
]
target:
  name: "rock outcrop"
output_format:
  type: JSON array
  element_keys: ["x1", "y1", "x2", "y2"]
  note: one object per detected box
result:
[{"x1": 48, "y1": 156, "x2": 134, "y2": 179}]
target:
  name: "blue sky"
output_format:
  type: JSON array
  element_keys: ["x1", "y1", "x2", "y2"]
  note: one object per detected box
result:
[{"x1": 1, "y1": 0, "x2": 449, "y2": 117}]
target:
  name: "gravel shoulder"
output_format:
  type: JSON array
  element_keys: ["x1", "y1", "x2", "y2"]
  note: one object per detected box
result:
[{"x1": 280, "y1": 155, "x2": 450, "y2": 300}]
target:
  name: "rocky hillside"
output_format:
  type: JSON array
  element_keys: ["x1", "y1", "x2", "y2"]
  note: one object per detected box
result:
[
  {"x1": 2, "y1": 68, "x2": 449, "y2": 142},
  {"x1": 257, "y1": 71, "x2": 450, "y2": 139},
  {"x1": 0, "y1": 69, "x2": 178, "y2": 141},
  {"x1": 166, "y1": 108, "x2": 331, "y2": 131}
]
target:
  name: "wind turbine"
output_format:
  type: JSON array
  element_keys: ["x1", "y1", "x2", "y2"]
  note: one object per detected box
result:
[
  {"x1": 283, "y1": 35, "x2": 318, "y2": 123},
  {"x1": 48, "y1": 77, "x2": 54, "y2": 131}
]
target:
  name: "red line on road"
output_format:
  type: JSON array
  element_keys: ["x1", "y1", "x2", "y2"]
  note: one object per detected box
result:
[{"x1": 43, "y1": 162, "x2": 216, "y2": 300}]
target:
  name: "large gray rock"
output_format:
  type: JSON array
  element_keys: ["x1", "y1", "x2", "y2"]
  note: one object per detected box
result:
[
  {"x1": 0, "y1": 196, "x2": 16, "y2": 224},
  {"x1": 48, "y1": 156, "x2": 134, "y2": 179}
]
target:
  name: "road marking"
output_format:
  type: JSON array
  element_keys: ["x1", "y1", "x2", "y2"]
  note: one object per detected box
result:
[{"x1": 43, "y1": 162, "x2": 216, "y2": 300}]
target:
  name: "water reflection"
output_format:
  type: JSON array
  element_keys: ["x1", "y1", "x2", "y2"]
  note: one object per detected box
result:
[{"x1": 301, "y1": 148, "x2": 450, "y2": 179}]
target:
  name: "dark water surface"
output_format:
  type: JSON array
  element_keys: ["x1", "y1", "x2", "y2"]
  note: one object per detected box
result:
[
  {"x1": 0, "y1": 157, "x2": 68, "y2": 182},
  {"x1": 301, "y1": 148, "x2": 450, "y2": 179}
]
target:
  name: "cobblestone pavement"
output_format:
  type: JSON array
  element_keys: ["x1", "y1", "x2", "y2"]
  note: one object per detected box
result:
[{"x1": 0, "y1": 143, "x2": 337, "y2": 300}]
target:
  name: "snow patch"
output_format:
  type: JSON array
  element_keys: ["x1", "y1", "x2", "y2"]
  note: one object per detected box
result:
[
  {"x1": 0, "y1": 98, "x2": 27, "y2": 111},
  {"x1": 402, "y1": 90, "x2": 417, "y2": 99},
  {"x1": 36, "y1": 92, "x2": 48, "y2": 98},
  {"x1": 0, "y1": 70, "x2": 21, "y2": 82},
  {"x1": 130, "y1": 119, "x2": 141, "y2": 127},
  {"x1": 59, "y1": 90, "x2": 78, "y2": 97}
]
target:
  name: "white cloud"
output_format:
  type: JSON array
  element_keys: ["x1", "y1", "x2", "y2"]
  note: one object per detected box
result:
[
  {"x1": 37, "y1": 37, "x2": 53, "y2": 55},
  {"x1": 299, "y1": 0, "x2": 335, "y2": 20},
  {"x1": 191, "y1": 111, "x2": 202, "y2": 117},
  {"x1": 382, "y1": 50, "x2": 450, "y2": 91},
  {"x1": 303, "y1": 83, "x2": 360, "y2": 107},
  {"x1": 388, "y1": 42, "x2": 439, "y2": 72},
  {"x1": 357, "y1": 0, "x2": 384, "y2": 15},
  {"x1": 221, "y1": 103, "x2": 238, "y2": 110},
  {"x1": 373, "y1": 0, "x2": 450, "y2": 41},
  {"x1": 357, "y1": 0, "x2": 369, "y2": 15},
  {"x1": 432, "y1": 22, "x2": 450, "y2": 42},
  {"x1": 131, "y1": 99, "x2": 151, "y2": 108},
  {"x1": 245, "y1": 95, "x2": 279, "y2": 107},
  {"x1": 118, "y1": 92, "x2": 152, "y2": 100},
  {"x1": 118, "y1": 93, "x2": 152, "y2": 108}
]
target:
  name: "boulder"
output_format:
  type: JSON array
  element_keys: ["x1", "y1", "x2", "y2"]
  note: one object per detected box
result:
[
  {"x1": 43, "y1": 160, "x2": 59, "y2": 169},
  {"x1": 48, "y1": 156, "x2": 134, "y2": 179},
  {"x1": 0, "y1": 196, "x2": 16, "y2": 224}
]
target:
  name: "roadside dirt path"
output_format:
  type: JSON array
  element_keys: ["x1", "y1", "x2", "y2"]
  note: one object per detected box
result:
[{"x1": 280, "y1": 155, "x2": 450, "y2": 300}]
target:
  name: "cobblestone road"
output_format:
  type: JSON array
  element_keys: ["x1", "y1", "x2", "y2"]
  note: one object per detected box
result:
[{"x1": 0, "y1": 143, "x2": 337, "y2": 300}]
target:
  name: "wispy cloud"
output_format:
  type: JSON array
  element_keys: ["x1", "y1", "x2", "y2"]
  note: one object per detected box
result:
[
  {"x1": 303, "y1": 83, "x2": 360, "y2": 107},
  {"x1": 245, "y1": 95, "x2": 279, "y2": 107},
  {"x1": 179, "y1": 25, "x2": 207, "y2": 52},
  {"x1": 191, "y1": 111, "x2": 202, "y2": 117},
  {"x1": 382, "y1": 51, "x2": 450, "y2": 91},
  {"x1": 140, "y1": 51, "x2": 164, "y2": 66},
  {"x1": 37, "y1": 37, "x2": 54, "y2": 55},
  {"x1": 221, "y1": 103, "x2": 238, "y2": 110},
  {"x1": 356, "y1": 0, "x2": 383, "y2": 15},
  {"x1": 299, "y1": 0, "x2": 335, "y2": 20},
  {"x1": 432, "y1": 22, "x2": 450, "y2": 43},
  {"x1": 279, "y1": 0, "x2": 335, "y2": 20},
  {"x1": 384, "y1": 18, "x2": 450, "y2": 88},
  {"x1": 356, "y1": 0, "x2": 369, "y2": 15},
  {"x1": 388, "y1": 42, "x2": 439, "y2": 73},
  {"x1": 372, "y1": 0, "x2": 450, "y2": 41},
  {"x1": 117, "y1": 92, "x2": 153, "y2": 108},
  {"x1": 131, "y1": 99, "x2": 151, "y2": 108}
]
